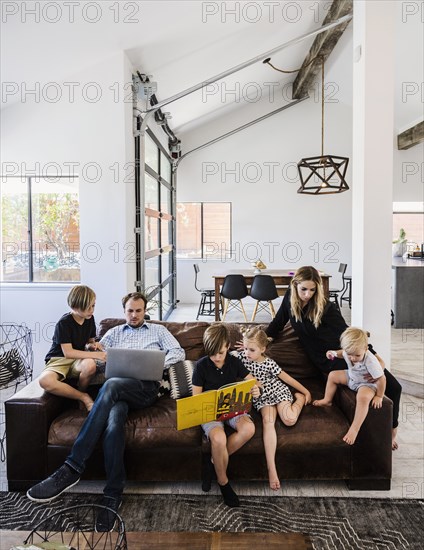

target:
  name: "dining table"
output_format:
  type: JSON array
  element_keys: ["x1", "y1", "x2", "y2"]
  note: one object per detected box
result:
[{"x1": 213, "y1": 269, "x2": 330, "y2": 321}]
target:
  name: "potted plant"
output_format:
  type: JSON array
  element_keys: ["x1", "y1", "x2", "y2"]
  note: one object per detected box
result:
[{"x1": 392, "y1": 228, "x2": 407, "y2": 257}]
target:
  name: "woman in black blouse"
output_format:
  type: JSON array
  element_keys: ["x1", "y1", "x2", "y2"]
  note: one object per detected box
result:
[{"x1": 266, "y1": 266, "x2": 402, "y2": 450}]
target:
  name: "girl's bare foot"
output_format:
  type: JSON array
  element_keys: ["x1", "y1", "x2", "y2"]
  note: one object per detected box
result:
[
  {"x1": 392, "y1": 427, "x2": 399, "y2": 450},
  {"x1": 269, "y1": 478, "x2": 280, "y2": 491},
  {"x1": 313, "y1": 399, "x2": 332, "y2": 407},
  {"x1": 269, "y1": 476, "x2": 281, "y2": 491},
  {"x1": 343, "y1": 426, "x2": 358, "y2": 445}
]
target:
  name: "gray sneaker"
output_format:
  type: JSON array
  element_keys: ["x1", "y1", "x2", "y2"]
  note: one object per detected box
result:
[
  {"x1": 95, "y1": 496, "x2": 122, "y2": 532},
  {"x1": 26, "y1": 464, "x2": 80, "y2": 502}
]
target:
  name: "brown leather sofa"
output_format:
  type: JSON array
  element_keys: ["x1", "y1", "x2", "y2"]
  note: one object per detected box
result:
[{"x1": 5, "y1": 319, "x2": 392, "y2": 492}]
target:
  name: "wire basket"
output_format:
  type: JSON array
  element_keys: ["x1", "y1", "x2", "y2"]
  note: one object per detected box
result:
[
  {"x1": 22, "y1": 504, "x2": 127, "y2": 550},
  {"x1": 0, "y1": 324, "x2": 33, "y2": 391},
  {"x1": 0, "y1": 324, "x2": 33, "y2": 461}
]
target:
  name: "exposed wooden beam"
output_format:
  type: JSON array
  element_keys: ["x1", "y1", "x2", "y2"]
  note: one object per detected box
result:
[
  {"x1": 292, "y1": 0, "x2": 353, "y2": 99},
  {"x1": 397, "y1": 121, "x2": 424, "y2": 150}
]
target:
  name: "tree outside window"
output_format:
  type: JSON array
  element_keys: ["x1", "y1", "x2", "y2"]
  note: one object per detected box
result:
[
  {"x1": 1, "y1": 176, "x2": 80, "y2": 282},
  {"x1": 176, "y1": 202, "x2": 231, "y2": 259}
]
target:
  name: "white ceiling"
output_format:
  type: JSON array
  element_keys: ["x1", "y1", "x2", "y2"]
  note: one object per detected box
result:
[{"x1": 2, "y1": 1, "x2": 423, "y2": 133}]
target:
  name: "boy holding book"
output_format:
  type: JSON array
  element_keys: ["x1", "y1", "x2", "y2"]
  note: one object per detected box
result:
[{"x1": 192, "y1": 323, "x2": 260, "y2": 507}]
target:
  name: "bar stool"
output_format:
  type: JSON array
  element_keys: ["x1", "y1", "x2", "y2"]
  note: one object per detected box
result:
[
  {"x1": 221, "y1": 274, "x2": 249, "y2": 322},
  {"x1": 250, "y1": 275, "x2": 279, "y2": 322},
  {"x1": 328, "y1": 263, "x2": 347, "y2": 311},
  {"x1": 340, "y1": 275, "x2": 352, "y2": 308},
  {"x1": 193, "y1": 264, "x2": 216, "y2": 320}
]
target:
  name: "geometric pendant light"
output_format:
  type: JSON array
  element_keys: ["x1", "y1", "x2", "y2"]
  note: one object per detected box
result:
[
  {"x1": 297, "y1": 57, "x2": 349, "y2": 195},
  {"x1": 297, "y1": 154, "x2": 349, "y2": 194}
]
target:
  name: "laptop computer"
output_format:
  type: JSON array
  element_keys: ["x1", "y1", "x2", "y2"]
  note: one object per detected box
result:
[{"x1": 105, "y1": 348, "x2": 166, "y2": 381}]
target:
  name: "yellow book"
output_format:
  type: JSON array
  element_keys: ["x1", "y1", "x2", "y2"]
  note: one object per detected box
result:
[{"x1": 176, "y1": 378, "x2": 256, "y2": 431}]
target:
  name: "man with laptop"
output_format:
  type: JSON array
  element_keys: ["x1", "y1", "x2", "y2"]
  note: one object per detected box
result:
[{"x1": 27, "y1": 292, "x2": 185, "y2": 531}]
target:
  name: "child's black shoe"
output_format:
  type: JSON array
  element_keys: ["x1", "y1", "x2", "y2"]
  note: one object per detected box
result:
[
  {"x1": 219, "y1": 482, "x2": 240, "y2": 507},
  {"x1": 201, "y1": 456, "x2": 216, "y2": 492}
]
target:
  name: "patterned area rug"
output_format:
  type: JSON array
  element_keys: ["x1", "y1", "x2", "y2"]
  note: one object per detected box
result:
[{"x1": 0, "y1": 492, "x2": 422, "y2": 550}]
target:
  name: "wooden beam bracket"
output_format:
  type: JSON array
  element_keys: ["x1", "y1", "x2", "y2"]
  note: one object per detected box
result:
[
  {"x1": 292, "y1": 0, "x2": 353, "y2": 99},
  {"x1": 397, "y1": 121, "x2": 424, "y2": 150}
]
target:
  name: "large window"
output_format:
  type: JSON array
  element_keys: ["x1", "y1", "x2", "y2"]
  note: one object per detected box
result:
[
  {"x1": 1, "y1": 176, "x2": 80, "y2": 282},
  {"x1": 135, "y1": 130, "x2": 176, "y2": 320},
  {"x1": 176, "y1": 202, "x2": 231, "y2": 259}
]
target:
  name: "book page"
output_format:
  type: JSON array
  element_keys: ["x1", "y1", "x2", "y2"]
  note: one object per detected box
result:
[
  {"x1": 176, "y1": 378, "x2": 256, "y2": 430},
  {"x1": 176, "y1": 390, "x2": 217, "y2": 430},
  {"x1": 215, "y1": 378, "x2": 255, "y2": 421}
]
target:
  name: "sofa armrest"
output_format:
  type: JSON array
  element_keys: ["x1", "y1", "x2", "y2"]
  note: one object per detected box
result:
[
  {"x1": 5, "y1": 378, "x2": 70, "y2": 490},
  {"x1": 335, "y1": 386, "x2": 392, "y2": 489}
]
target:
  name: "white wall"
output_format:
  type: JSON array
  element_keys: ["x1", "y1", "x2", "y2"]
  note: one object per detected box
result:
[
  {"x1": 1, "y1": 50, "x2": 180, "y2": 375},
  {"x1": 393, "y1": 0, "x2": 424, "y2": 204},
  {"x1": 175, "y1": 8, "x2": 424, "y2": 310},
  {"x1": 176, "y1": 34, "x2": 353, "y2": 304},
  {"x1": 393, "y1": 145, "x2": 424, "y2": 203},
  {"x1": 1, "y1": 52, "x2": 136, "y2": 374}
]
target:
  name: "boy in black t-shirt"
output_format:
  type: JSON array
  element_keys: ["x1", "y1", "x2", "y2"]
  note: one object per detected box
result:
[
  {"x1": 192, "y1": 323, "x2": 259, "y2": 507},
  {"x1": 40, "y1": 285, "x2": 106, "y2": 412}
]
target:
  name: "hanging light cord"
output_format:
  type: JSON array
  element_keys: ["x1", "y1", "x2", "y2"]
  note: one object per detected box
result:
[
  {"x1": 263, "y1": 55, "x2": 320, "y2": 74},
  {"x1": 265, "y1": 55, "x2": 334, "y2": 185},
  {"x1": 264, "y1": 55, "x2": 325, "y2": 156}
]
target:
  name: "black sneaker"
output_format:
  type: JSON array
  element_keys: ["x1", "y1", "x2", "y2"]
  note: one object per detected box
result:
[
  {"x1": 95, "y1": 496, "x2": 122, "y2": 532},
  {"x1": 219, "y1": 482, "x2": 240, "y2": 507},
  {"x1": 201, "y1": 457, "x2": 216, "y2": 492},
  {"x1": 26, "y1": 464, "x2": 80, "y2": 503}
]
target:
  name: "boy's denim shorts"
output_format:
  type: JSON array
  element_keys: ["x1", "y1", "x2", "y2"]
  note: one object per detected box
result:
[{"x1": 201, "y1": 413, "x2": 252, "y2": 440}]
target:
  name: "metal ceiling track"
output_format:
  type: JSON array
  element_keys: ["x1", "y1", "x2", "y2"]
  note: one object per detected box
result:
[
  {"x1": 134, "y1": 12, "x2": 352, "y2": 133},
  {"x1": 175, "y1": 95, "x2": 309, "y2": 168}
]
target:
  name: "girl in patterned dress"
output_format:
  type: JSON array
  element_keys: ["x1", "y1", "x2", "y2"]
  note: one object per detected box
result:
[{"x1": 234, "y1": 327, "x2": 312, "y2": 491}]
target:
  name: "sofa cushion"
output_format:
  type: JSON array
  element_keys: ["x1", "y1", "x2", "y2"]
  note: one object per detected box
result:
[
  {"x1": 98, "y1": 318, "x2": 319, "y2": 378},
  {"x1": 203, "y1": 377, "x2": 349, "y2": 452},
  {"x1": 98, "y1": 318, "x2": 125, "y2": 339},
  {"x1": 225, "y1": 322, "x2": 319, "y2": 379},
  {"x1": 98, "y1": 319, "x2": 209, "y2": 361},
  {"x1": 153, "y1": 321, "x2": 208, "y2": 360},
  {"x1": 168, "y1": 360, "x2": 195, "y2": 399},
  {"x1": 48, "y1": 397, "x2": 201, "y2": 449},
  {"x1": 267, "y1": 322, "x2": 318, "y2": 379}
]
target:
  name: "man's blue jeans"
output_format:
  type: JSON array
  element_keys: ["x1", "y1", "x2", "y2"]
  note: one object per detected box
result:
[{"x1": 65, "y1": 378, "x2": 159, "y2": 498}]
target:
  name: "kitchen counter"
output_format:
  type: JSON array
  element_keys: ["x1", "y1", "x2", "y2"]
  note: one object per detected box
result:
[
  {"x1": 392, "y1": 257, "x2": 424, "y2": 328},
  {"x1": 392, "y1": 257, "x2": 424, "y2": 267}
]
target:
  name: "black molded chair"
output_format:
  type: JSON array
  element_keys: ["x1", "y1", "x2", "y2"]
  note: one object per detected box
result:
[
  {"x1": 328, "y1": 263, "x2": 347, "y2": 311},
  {"x1": 221, "y1": 274, "x2": 248, "y2": 322},
  {"x1": 250, "y1": 275, "x2": 279, "y2": 322},
  {"x1": 194, "y1": 264, "x2": 216, "y2": 320}
]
